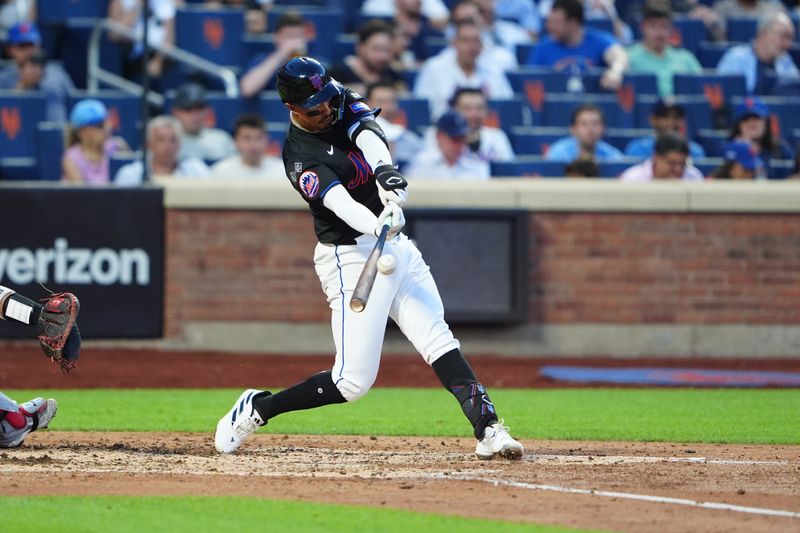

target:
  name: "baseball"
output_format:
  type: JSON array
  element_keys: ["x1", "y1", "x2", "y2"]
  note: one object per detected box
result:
[{"x1": 377, "y1": 254, "x2": 396, "y2": 275}]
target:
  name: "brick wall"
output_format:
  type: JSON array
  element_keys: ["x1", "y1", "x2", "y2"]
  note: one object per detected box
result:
[{"x1": 165, "y1": 209, "x2": 800, "y2": 338}]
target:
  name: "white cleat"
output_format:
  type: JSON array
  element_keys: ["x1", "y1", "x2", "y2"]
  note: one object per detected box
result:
[
  {"x1": 475, "y1": 419, "x2": 524, "y2": 460},
  {"x1": 0, "y1": 397, "x2": 58, "y2": 448},
  {"x1": 214, "y1": 389, "x2": 268, "y2": 454}
]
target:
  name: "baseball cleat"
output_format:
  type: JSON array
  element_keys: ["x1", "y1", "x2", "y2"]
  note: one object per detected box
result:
[
  {"x1": 0, "y1": 397, "x2": 58, "y2": 448},
  {"x1": 215, "y1": 389, "x2": 269, "y2": 454},
  {"x1": 474, "y1": 419, "x2": 524, "y2": 460}
]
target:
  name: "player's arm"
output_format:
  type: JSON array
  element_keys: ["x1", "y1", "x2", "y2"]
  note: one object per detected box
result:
[{"x1": 322, "y1": 185, "x2": 403, "y2": 238}]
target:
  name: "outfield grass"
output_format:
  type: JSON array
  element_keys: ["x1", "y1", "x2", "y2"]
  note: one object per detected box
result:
[
  {"x1": 6, "y1": 388, "x2": 799, "y2": 444},
  {"x1": 1, "y1": 496, "x2": 594, "y2": 533}
]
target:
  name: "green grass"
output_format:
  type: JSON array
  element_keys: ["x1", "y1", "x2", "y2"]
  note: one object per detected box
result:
[
  {"x1": 5, "y1": 387, "x2": 799, "y2": 444},
  {"x1": 0, "y1": 496, "x2": 589, "y2": 533}
]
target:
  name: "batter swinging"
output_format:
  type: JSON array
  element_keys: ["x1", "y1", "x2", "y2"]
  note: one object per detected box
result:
[{"x1": 215, "y1": 57, "x2": 523, "y2": 460}]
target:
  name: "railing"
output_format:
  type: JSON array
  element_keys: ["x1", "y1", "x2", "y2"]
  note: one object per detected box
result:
[{"x1": 87, "y1": 18, "x2": 239, "y2": 108}]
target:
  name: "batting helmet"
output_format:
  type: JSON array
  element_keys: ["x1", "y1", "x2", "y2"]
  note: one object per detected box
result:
[{"x1": 277, "y1": 57, "x2": 343, "y2": 109}]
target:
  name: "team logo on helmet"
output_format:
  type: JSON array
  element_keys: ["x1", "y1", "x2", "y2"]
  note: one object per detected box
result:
[
  {"x1": 299, "y1": 170, "x2": 320, "y2": 198},
  {"x1": 309, "y1": 73, "x2": 324, "y2": 90}
]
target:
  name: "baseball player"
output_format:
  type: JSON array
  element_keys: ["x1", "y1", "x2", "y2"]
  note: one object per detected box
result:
[
  {"x1": 215, "y1": 56, "x2": 524, "y2": 460},
  {"x1": 0, "y1": 285, "x2": 81, "y2": 448}
]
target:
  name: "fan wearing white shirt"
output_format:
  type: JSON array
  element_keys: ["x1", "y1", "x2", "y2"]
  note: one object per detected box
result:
[
  {"x1": 449, "y1": 87, "x2": 514, "y2": 163},
  {"x1": 211, "y1": 114, "x2": 285, "y2": 180}
]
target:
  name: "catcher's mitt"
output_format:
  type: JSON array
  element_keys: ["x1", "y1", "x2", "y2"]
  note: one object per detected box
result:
[{"x1": 37, "y1": 292, "x2": 80, "y2": 373}]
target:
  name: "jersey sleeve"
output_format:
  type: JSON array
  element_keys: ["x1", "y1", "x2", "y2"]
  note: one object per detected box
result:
[{"x1": 290, "y1": 162, "x2": 342, "y2": 203}]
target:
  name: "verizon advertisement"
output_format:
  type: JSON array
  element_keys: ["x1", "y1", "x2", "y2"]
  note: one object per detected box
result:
[{"x1": 0, "y1": 187, "x2": 163, "y2": 338}]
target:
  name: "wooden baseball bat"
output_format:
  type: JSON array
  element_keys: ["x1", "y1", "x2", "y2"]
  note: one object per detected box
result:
[{"x1": 350, "y1": 217, "x2": 391, "y2": 313}]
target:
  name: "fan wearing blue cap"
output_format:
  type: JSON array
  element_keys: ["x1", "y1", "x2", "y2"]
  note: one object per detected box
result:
[
  {"x1": 404, "y1": 110, "x2": 490, "y2": 180},
  {"x1": 709, "y1": 141, "x2": 763, "y2": 180},
  {"x1": 727, "y1": 96, "x2": 793, "y2": 177},
  {"x1": 62, "y1": 99, "x2": 130, "y2": 184},
  {"x1": 0, "y1": 22, "x2": 74, "y2": 122}
]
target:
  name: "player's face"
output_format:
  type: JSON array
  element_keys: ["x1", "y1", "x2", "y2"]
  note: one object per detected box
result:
[
  {"x1": 235, "y1": 125, "x2": 267, "y2": 166},
  {"x1": 454, "y1": 93, "x2": 487, "y2": 131},
  {"x1": 642, "y1": 17, "x2": 671, "y2": 52},
  {"x1": 289, "y1": 100, "x2": 336, "y2": 131},
  {"x1": 359, "y1": 32, "x2": 393, "y2": 72},
  {"x1": 571, "y1": 110, "x2": 604, "y2": 147},
  {"x1": 652, "y1": 150, "x2": 687, "y2": 179}
]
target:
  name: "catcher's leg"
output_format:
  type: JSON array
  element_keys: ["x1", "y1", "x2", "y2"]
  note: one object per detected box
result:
[{"x1": 0, "y1": 396, "x2": 58, "y2": 448}]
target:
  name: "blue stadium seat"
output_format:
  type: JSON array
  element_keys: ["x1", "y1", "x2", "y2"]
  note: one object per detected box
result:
[
  {"x1": 165, "y1": 91, "x2": 244, "y2": 134},
  {"x1": 585, "y1": 18, "x2": 614, "y2": 34},
  {"x1": 542, "y1": 94, "x2": 637, "y2": 129},
  {"x1": 68, "y1": 91, "x2": 143, "y2": 150},
  {"x1": 0, "y1": 92, "x2": 47, "y2": 159},
  {"x1": 36, "y1": 122, "x2": 66, "y2": 181},
  {"x1": 487, "y1": 97, "x2": 530, "y2": 130},
  {"x1": 673, "y1": 72, "x2": 747, "y2": 104},
  {"x1": 605, "y1": 128, "x2": 653, "y2": 152},
  {"x1": 598, "y1": 159, "x2": 639, "y2": 179},
  {"x1": 768, "y1": 159, "x2": 795, "y2": 180},
  {"x1": 507, "y1": 68, "x2": 569, "y2": 101},
  {"x1": 36, "y1": 0, "x2": 109, "y2": 23},
  {"x1": 490, "y1": 156, "x2": 567, "y2": 178},
  {"x1": 510, "y1": 126, "x2": 568, "y2": 156},
  {"x1": 693, "y1": 157, "x2": 722, "y2": 177},
  {"x1": 697, "y1": 41, "x2": 732, "y2": 69},
  {"x1": 260, "y1": 92, "x2": 290, "y2": 122},
  {"x1": 726, "y1": 17, "x2": 757, "y2": 42},
  {"x1": 397, "y1": 96, "x2": 430, "y2": 132},
  {"x1": 695, "y1": 129, "x2": 728, "y2": 158},
  {"x1": 671, "y1": 16, "x2": 707, "y2": 56},
  {"x1": 266, "y1": 122, "x2": 289, "y2": 157},
  {"x1": 0, "y1": 158, "x2": 39, "y2": 180},
  {"x1": 621, "y1": 73, "x2": 659, "y2": 97},
  {"x1": 175, "y1": 8, "x2": 245, "y2": 69},
  {"x1": 267, "y1": 8, "x2": 344, "y2": 65}
]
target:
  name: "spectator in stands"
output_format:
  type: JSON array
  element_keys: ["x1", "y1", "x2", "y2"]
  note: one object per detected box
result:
[
  {"x1": 211, "y1": 114, "x2": 283, "y2": 180},
  {"x1": 564, "y1": 155, "x2": 599, "y2": 177},
  {"x1": 388, "y1": 0, "x2": 447, "y2": 69},
  {"x1": 707, "y1": 140, "x2": 761, "y2": 179},
  {"x1": 170, "y1": 82, "x2": 236, "y2": 163},
  {"x1": 203, "y1": 0, "x2": 271, "y2": 34},
  {"x1": 413, "y1": 20, "x2": 513, "y2": 119},
  {"x1": 448, "y1": 87, "x2": 514, "y2": 163},
  {"x1": 448, "y1": 0, "x2": 519, "y2": 72},
  {"x1": 627, "y1": 2, "x2": 702, "y2": 97},
  {"x1": 107, "y1": 0, "x2": 177, "y2": 86},
  {"x1": 713, "y1": 0, "x2": 787, "y2": 41},
  {"x1": 486, "y1": 0, "x2": 540, "y2": 41},
  {"x1": 240, "y1": 12, "x2": 310, "y2": 98},
  {"x1": 620, "y1": 132, "x2": 704, "y2": 181},
  {"x1": 526, "y1": 0, "x2": 628, "y2": 91},
  {"x1": 329, "y1": 19, "x2": 405, "y2": 96},
  {"x1": 362, "y1": 0, "x2": 450, "y2": 31},
  {"x1": 545, "y1": 104, "x2": 624, "y2": 162},
  {"x1": 405, "y1": 110, "x2": 490, "y2": 179},
  {"x1": 62, "y1": 99, "x2": 131, "y2": 184},
  {"x1": 727, "y1": 96, "x2": 793, "y2": 177},
  {"x1": 538, "y1": 0, "x2": 633, "y2": 44},
  {"x1": 0, "y1": 22, "x2": 74, "y2": 122},
  {"x1": 625, "y1": 99, "x2": 705, "y2": 159},
  {"x1": 115, "y1": 116, "x2": 210, "y2": 185},
  {"x1": 365, "y1": 82, "x2": 424, "y2": 163},
  {"x1": 717, "y1": 11, "x2": 799, "y2": 95},
  {"x1": 0, "y1": 0, "x2": 35, "y2": 35}
]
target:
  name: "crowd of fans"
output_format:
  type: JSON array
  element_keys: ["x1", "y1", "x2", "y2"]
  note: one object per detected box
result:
[{"x1": 2, "y1": 0, "x2": 800, "y2": 183}]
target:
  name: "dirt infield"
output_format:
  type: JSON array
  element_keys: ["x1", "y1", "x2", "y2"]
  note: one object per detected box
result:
[
  {"x1": 3, "y1": 432, "x2": 799, "y2": 532},
  {"x1": 1, "y1": 346, "x2": 799, "y2": 531}
]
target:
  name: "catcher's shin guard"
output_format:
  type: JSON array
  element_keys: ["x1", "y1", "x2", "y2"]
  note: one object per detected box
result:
[{"x1": 433, "y1": 348, "x2": 498, "y2": 439}]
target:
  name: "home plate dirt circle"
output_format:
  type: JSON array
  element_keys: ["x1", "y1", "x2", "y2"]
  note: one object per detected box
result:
[{"x1": 2, "y1": 432, "x2": 799, "y2": 533}]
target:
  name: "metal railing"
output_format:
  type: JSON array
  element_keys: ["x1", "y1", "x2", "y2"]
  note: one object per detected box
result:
[{"x1": 87, "y1": 19, "x2": 239, "y2": 108}]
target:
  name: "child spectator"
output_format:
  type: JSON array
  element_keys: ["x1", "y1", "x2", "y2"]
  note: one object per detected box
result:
[{"x1": 62, "y1": 99, "x2": 130, "y2": 184}]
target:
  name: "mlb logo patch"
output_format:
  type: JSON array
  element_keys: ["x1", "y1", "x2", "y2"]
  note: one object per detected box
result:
[
  {"x1": 349, "y1": 101, "x2": 369, "y2": 113},
  {"x1": 299, "y1": 170, "x2": 320, "y2": 198}
]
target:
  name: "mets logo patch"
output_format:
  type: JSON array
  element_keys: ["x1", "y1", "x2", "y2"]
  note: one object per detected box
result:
[
  {"x1": 349, "y1": 101, "x2": 369, "y2": 113},
  {"x1": 299, "y1": 170, "x2": 320, "y2": 198}
]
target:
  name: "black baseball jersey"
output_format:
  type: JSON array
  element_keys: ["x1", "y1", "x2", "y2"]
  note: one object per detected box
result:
[{"x1": 283, "y1": 88, "x2": 387, "y2": 245}]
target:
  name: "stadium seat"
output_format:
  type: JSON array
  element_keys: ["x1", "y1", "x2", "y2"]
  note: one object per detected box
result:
[
  {"x1": 671, "y1": 16, "x2": 707, "y2": 56},
  {"x1": 490, "y1": 156, "x2": 567, "y2": 178},
  {"x1": 267, "y1": 8, "x2": 344, "y2": 65},
  {"x1": 175, "y1": 8, "x2": 245, "y2": 69},
  {"x1": 0, "y1": 92, "x2": 47, "y2": 159},
  {"x1": 693, "y1": 157, "x2": 722, "y2": 177},
  {"x1": 620, "y1": 73, "x2": 659, "y2": 97},
  {"x1": 36, "y1": 0, "x2": 109, "y2": 24},
  {"x1": 726, "y1": 17, "x2": 757, "y2": 42},
  {"x1": 697, "y1": 41, "x2": 733, "y2": 69},
  {"x1": 397, "y1": 96, "x2": 431, "y2": 132},
  {"x1": 486, "y1": 97, "x2": 530, "y2": 130},
  {"x1": 542, "y1": 94, "x2": 637, "y2": 129},
  {"x1": 266, "y1": 122, "x2": 289, "y2": 157},
  {"x1": 585, "y1": 18, "x2": 614, "y2": 34},
  {"x1": 507, "y1": 68, "x2": 569, "y2": 114},
  {"x1": 36, "y1": 122, "x2": 66, "y2": 181},
  {"x1": 68, "y1": 91, "x2": 143, "y2": 150},
  {"x1": 165, "y1": 91, "x2": 244, "y2": 134},
  {"x1": 695, "y1": 129, "x2": 728, "y2": 158},
  {"x1": 768, "y1": 159, "x2": 795, "y2": 180},
  {"x1": 605, "y1": 128, "x2": 654, "y2": 152},
  {"x1": 598, "y1": 159, "x2": 640, "y2": 179},
  {"x1": 0, "y1": 158, "x2": 39, "y2": 180},
  {"x1": 510, "y1": 126, "x2": 568, "y2": 156},
  {"x1": 673, "y1": 72, "x2": 747, "y2": 106},
  {"x1": 260, "y1": 92, "x2": 290, "y2": 122}
]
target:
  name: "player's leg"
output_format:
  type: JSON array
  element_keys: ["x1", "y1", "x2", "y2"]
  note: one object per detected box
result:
[
  {"x1": 390, "y1": 239, "x2": 524, "y2": 459},
  {"x1": 215, "y1": 241, "x2": 403, "y2": 453},
  {"x1": 0, "y1": 391, "x2": 58, "y2": 448}
]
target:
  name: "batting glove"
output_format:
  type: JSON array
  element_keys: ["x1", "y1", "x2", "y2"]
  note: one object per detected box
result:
[
  {"x1": 375, "y1": 202, "x2": 405, "y2": 239},
  {"x1": 375, "y1": 164, "x2": 408, "y2": 208}
]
